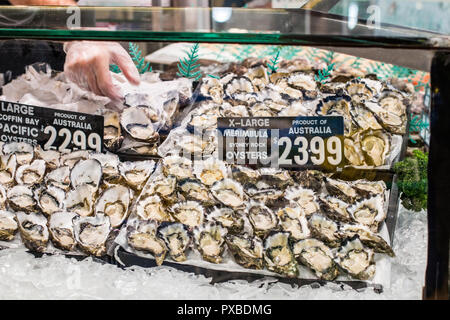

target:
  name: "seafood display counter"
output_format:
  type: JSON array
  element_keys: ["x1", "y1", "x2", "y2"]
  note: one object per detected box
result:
[{"x1": 0, "y1": 6, "x2": 448, "y2": 296}]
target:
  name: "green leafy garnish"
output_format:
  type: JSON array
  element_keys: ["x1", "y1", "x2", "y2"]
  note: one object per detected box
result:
[
  {"x1": 315, "y1": 62, "x2": 335, "y2": 83},
  {"x1": 394, "y1": 150, "x2": 428, "y2": 212},
  {"x1": 267, "y1": 48, "x2": 281, "y2": 74},
  {"x1": 110, "y1": 42, "x2": 152, "y2": 74},
  {"x1": 177, "y1": 43, "x2": 202, "y2": 81}
]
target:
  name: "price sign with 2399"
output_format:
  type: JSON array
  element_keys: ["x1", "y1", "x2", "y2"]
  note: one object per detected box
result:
[
  {"x1": 0, "y1": 100, "x2": 104, "y2": 152},
  {"x1": 217, "y1": 116, "x2": 344, "y2": 169}
]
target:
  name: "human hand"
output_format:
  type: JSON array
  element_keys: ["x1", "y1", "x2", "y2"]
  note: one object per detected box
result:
[{"x1": 63, "y1": 41, "x2": 140, "y2": 101}]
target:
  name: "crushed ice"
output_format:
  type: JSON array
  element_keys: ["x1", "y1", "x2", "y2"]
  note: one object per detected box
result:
[{"x1": 0, "y1": 205, "x2": 427, "y2": 299}]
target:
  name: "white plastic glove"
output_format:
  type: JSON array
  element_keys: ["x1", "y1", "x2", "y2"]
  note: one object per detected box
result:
[{"x1": 63, "y1": 41, "x2": 140, "y2": 101}]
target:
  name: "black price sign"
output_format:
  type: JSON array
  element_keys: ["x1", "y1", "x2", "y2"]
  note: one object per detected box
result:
[
  {"x1": 217, "y1": 116, "x2": 344, "y2": 169},
  {"x1": 0, "y1": 100, "x2": 104, "y2": 152}
]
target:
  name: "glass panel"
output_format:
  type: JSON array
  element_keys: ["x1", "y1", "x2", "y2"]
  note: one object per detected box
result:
[{"x1": 0, "y1": 6, "x2": 448, "y2": 48}]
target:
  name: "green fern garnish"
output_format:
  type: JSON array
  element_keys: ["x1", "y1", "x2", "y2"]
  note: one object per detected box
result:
[
  {"x1": 267, "y1": 48, "x2": 281, "y2": 74},
  {"x1": 207, "y1": 74, "x2": 220, "y2": 79},
  {"x1": 315, "y1": 62, "x2": 335, "y2": 83},
  {"x1": 109, "y1": 42, "x2": 152, "y2": 74},
  {"x1": 129, "y1": 42, "x2": 152, "y2": 74},
  {"x1": 177, "y1": 43, "x2": 202, "y2": 81}
]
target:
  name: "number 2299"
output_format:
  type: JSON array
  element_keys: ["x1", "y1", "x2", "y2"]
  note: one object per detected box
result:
[
  {"x1": 278, "y1": 136, "x2": 342, "y2": 166},
  {"x1": 43, "y1": 126, "x2": 102, "y2": 153}
]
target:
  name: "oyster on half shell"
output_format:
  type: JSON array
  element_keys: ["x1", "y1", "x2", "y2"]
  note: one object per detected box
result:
[
  {"x1": 0, "y1": 210, "x2": 18, "y2": 241},
  {"x1": 7, "y1": 185, "x2": 36, "y2": 212},
  {"x1": 64, "y1": 184, "x2": 95, "y2": 217},
  {"x1": 95, "y1": 184, "x2": 131, "y2": 228},
  {"x1": 35, "y1": 185, "x2": 65, "y2": 216},
  {"x1": 194, "y1": 222, "x2": 228, "y2": 264},
  {"x1": 263, "y1": 231, "x2": 298, "y2": 278},
  {"x1": 48, "y1": 211, "x2": 78, "y2": 251},
  {"x1": 226, "y1": 234, "x2": 264, "y2": 270},
  {"x1": 15, "y1": 159, "x2": 46, "y2": 185},
  {"x1": 73, "y1": 214, "x2": 111, "y2": 256},
  {"x1": 136, "y1": 194, "x2": 172, "y2": 222},
  {"x1": 16, "y1": 211, "x2": 49, "y2": 252},
  {"x1": 157, "y1": 222, "x2": 191, "y2": 262},
  {"x1": 127, "y1": 220, "x2": 167, "y2": 265},
  {"x1": 335, "y1": 236, "x2": 376, "y2": 280}
]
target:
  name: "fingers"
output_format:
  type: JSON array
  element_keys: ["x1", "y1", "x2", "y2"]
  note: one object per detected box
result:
[
  {"x1": 112, "y1": 46, "x2": 141, "y2": 86},
  {"x1": 94, "y1": 55, "x2": 123, "y2": 101}
]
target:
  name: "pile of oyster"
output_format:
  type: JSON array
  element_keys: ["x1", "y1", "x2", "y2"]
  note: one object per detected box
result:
[
  {"x1": 119, "y1": 155, "x2": 394, "y2": 281},
  {"x1": 0, "y1": 142, "x2": 155, "y2": 256},
  {"x1": 160, "y1": 61, "x2": 409, "y2": 168}
]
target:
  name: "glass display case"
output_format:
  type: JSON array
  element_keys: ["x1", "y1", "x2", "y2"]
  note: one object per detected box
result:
[{"x1": 0, "y1": 5, "x2": 447, "y2": 299}]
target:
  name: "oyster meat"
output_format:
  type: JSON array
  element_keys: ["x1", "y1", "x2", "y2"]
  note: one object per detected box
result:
[
  {"x1": 90, "y1": 153, "x2": 120, "y2": 181},
  {"x1": 194, "y1": 222, "x2": 228, "y2": 264},
  {"x1": 95, "y1": 185, "x2": 131, "y2": 228},
  {"x1": 119, "y1": 160, "x2": 155, "y2": 190},
  {"x1": 170, "y1": 201, "x2": 205, "y2": 228},
  {"x1": 193, "y1": 158, "x2": 229, "y2": 186},
  {"x1": 16, "y1": 211, "x2": 49, "y2": 252},
  {"x1": 226, "y1": 234, "x2": 264, "y2": 269},
  {"x1": 34, "y1": 146, "x2": 60, "y2": 169},
  {"x1": 292, "y1": 238, "x2": 339, "y2": 280},
  {"x1": 120, "y1": 106, "x2": 159, "y2": 142},
  {"x1": 207, "y1": 206, "x2": 245, "y2": 235},
  {"x1": 127, "y1": 220, "x2": 167, "y2": 265},
  {"x1": 308, "y1": 214, "x2": 341, "y2": 247},
  {"x1": 60, "y1": 150, "x2": 89, "y2": 168},
  {"x1": 0, "y1": 210, "x2": 18, "y2": 241},
  {"x1": 325, "y1": 178, "x2": 358, "y2": 203},
  {"x1": 136, "y1": 194, "x2": 172, "y2": 222},
  {"x1": 64, "y1": 184, "x2": 95, "y2": 217},
  {"x1": 7, "y1": 185, "x2": 36, "y2": 212},
  {"x1": 211, "y1": 178, "x2": 245, "y2": 208},
  {"x1": 48, "y1": 211, "x2": 78, "y2": 251},
  {"x1": 3, "y1": 142, "x2": 34, "y2": 165},
  {"x1": 360, "y1": 130, "x2": 391, "y2": 167},
  {"x1": 45, "y1": 166, "x2": 71, "y2": 191},
  {"x1": 277, "y1": 206, "x2": 311, "y2": 240},
  {"x1": 284, "y1": 186, "x2": 319, "y2": 216},
  {"x1": 335, "y1": 236, "x2": 376, "y2": 280},
  {"x1": 73, "y1": 214, "x2": 111, "y2": 256},
  {"x1": 347, "y1": 195, "x2": 386, "y2": 232},
  {"x1": 35, "y1": 185, "x2": 65, "y2": 216},
  {"x1": 247, "y1": 201, "x2": 278, "y2": 238},
  {"x1": 70, "y1": 159, "x2": 102, "y2": 191},
  {"x1": 318, "y1": 196, "x2": 353, "y2": 223},
  {"x1": 0, "y1": 154, "x2": 17, "y2": 186},
  {"x1": 162, "y1": 156, "x2": 193, "y2": 180},
  {"x1": 158, "y1": 222, "x2": 191, "y2": 262}
]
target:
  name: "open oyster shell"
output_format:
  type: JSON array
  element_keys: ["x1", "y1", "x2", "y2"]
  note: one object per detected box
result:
[
  {"x1": 170, "y1": 201, "x2": 204, "y2": 228},
  {"x1": 70, "y1": 159, "x2": 102, "y2": 191},
  {"x1": 334, "y1": 236, "x2": 376, "y2": 280},
  {"x1": 318, "y1": 196, "x2": 353, "y2": 223},
  {"x1": 64, "y1": 184, "x2": 95, "y2": 217},
  {"x1": 206, "y1": 206, "x2": 245, "y2": 235},
  {"x1": 162, "y1": 156, "x2": 193, "y2": 180},
  {"x1": 3, "y1": 142, "x2": 34, "y2": 165},
  {"x1": 226, "y1": 234, "x2": 264, "y2": 270},
  {"x1": 7, "y1": 185, "x2": 36, "y2": 212},
  {"x1": 60, "y1": 150, "x2": 90, "y2": 169},
  {"x1": 292, "y1": 238, "x2": 339, "y2": 281},
  {"x1": 308, "y1": 214, "x2": 342, "y2": 248},
  {"x1": 263, "y1": 231, "x2": 298, "y2": 278},
  {"x1": 101, "y1": 110, "x2": 123, "y2": 152},
  {"x1": 194, "y1": 222, "x2": 228, "y2": 264},
  {"x1": 16, "y1": 211, "x2": 49, "y2": 252},
  {"x1": 325, "y1": 178, "x2": 358, "y2": 204},
  {"x1": 193, "y1": 158, "x2": 229, "y2": 187},
  {"x1": 360, "y1": 129, "x2": 391, "y2": 167},
  {"x1": 157, "y1": 222, "x2": 191, "y2": 262},
  {"x1": 0, "y1": 154, "x2": 17, "y2": 186},
  {"x1": 120, "y1": 106, "x2": 159, "y2": 143},
  {"x1": 127, "y1": 220, "x2": 167, "y2": 265},
  {"x1": 284, "y1": 186, "x2": 319, "y2": 216},
  {"x1": 136, "y1": 194, "x2": 172, "y2": 222},
  {"x1": 119, "y1": 160, "x2": 155, "y2": 190},
  {"x1": 73, "y1": 214, "x2": 111, "y2": 256},
  {"x1": 0, "y1": 210, "x2": 18, "y2": 241},
  {"x1": 95, "y1": 184, "x2": 131, "y2": 228},
  {"x1": 35, "y1": 185, "x2": 65, "y2": 216},
  {"x1": 276, "y1": 206, "x2": 311, "y2": 240},
  {"x1": 178, "y1": 178, "x2": 215, "y2": 206},
  {"x1": 45, "y1": 166, "x2": 71, "y2": 191},
  {"x1": 347, "y1": 195, "x2": 386, "y2": 232},
  {"x1": 34, "y1": 146, "x2": 60, "y2": 170},
  {"x1": 90, "y1": 153, "x2": 120, "y2": 181},
  {"x1": 15, "y1": 159, "x2": 46, "y2": 185},
  {"x1": 211, "y1": 178, "x2": 245, "y2": 208},
  {"x1": 247, "y1": 201, "x2": 278, "y2": 238},
  {"x1": 48, "y1": 211, "x2": 77, "y2": 251}
]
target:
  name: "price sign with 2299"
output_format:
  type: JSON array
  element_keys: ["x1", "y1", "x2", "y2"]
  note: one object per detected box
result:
[{"x1": 0, "y1": 101, "x2": 104, "y2": 152}]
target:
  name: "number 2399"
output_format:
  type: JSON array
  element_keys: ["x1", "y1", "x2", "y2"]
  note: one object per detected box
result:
[{"x1": 278, "y1": 136, "x2": 342, "y2": 166}]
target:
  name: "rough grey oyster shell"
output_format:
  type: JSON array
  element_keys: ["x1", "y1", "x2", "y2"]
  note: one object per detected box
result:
[
  {"x1": 119, "y1": 160, "x2": 155, "y2": 190},
  {"x1": 120, "y1": 105, "x2": 159, "y2": 142},
  {"x1": 226, "y1": 234, "x2": 264, "y2": 270},
  {"x1": 258, "y1": 168, "x2": 294, "y2": 190},
  {"x1": 73, "y1": 213, "x2": 111, "y2": 257},
  {"x1": 16, "y1": 211, "x2": 49, "y2": 252},
  {"x1": 157, "y1": 222, "x2": 191, "y2": 262},
  {"x1": 15, "y1": 159, "x2": 46, "y2": 185},
  {"x1": 263, "y1": 231, "x2": 298, "y2": 278},
  {"x1": 346, "y1": 79, "x2": 374, "y2": 103},
  {"x1": 0, "y1": 154, "x2": 17, "y2": 186},
  {"x1": 291, "y1": 170, "x2": 325, "y2": 192},
  {"x1": 64, "y1": 184, "x2": 95, "y2": 217},
  {"x1": 308, "y1": 214, "x2": 341, "y2": 247},
  {"x1": 284, "y1": 186, "x2": 319, "y2": 216},
  {"x1": 70, "y1": 159, "x2": 102, "y2": 191},
  {"x1": 211, "y1": 178, "x2": 245, "y2": 208},
  {"x1": 324, "y1": 178, "x2": 358, "y2": 203},
  {"x1": 224, "y1": 76, "x2": 255, "y2": 97},
  {"x1": 199, "y1": 77, "x2": 223, "y2": 104},
  {"x1": 2, "y1": 142, "x2": 34, "y2": 165},
  {"x1": 35, "y1": 185, "x2": 65, "y2": 216},
  {"x1": 0, "y1": 210, "x2": 18, "y2": 241},
  {"x1": 101, "y1": 110, "x2": 123, "y2": 152},
  {"x1": 245, "y1": 65, "x2": 269, "y2": 90},
  {"x1": 48, "y1": 211, "x2": 77, "y2": 251},
  {"x1": 60, "y1": 150, "x2": 90, "y2": 169},
  {"x1": 360, "y1": 129, "x2": 391, "y2": 167},
  {"x1": 136, "y1": 194, "x2": 172, "y2": 222},
  {"x1": 89, "y1": 153, "x2": 120, "y2": 181},
  {"x1": 339, "y1": 223, "x2": 394, "y2": 257},
  {"x1": 249, "y1": 102, "x2": 277, "y2": 117},
  {"x1": 347, "y1": 195, "x2": 386, "y2": 232},
  {"x1": 127, "y1": 220, "x2": 167, "y2": 265},
  {"x1": 95, "y1": 184, "x2": 131, "y2": 228},
  {"x1": 247, "y1": 201, "x2": 278, "y2": 238},
  {"x1": 231, "y1": 165, "x2": 260, "y2": 186},
  {"x1": 365, "y1": 101, "x2": 406, "y2": 135},
  {"x1": 292, "y1": 238, "x2": 339, "y2": 281},
  {"x1": 318, "y1": 196, "x2": 353, "y2": 223},
  {"x1": 334, "y1": 236, "x2": 376, "y2": 280},
  {"x1": 276, "y1": 206, "x2": 310, "y2": 240},
  {"x1": 162, "y1": 156, "x2": 193, "y2": 180},
  {"x1": 34, "y1": 146, "x2": 60, "y2": 169},
  {"x1": 170, "y1": 201, "x2": 204, "y2": 228},
  {"x1": 352, "y1": 179, "x2": 386, "y2": 199},
  {"x1": 206, "y1": 206, "x2": 245, "y2": 235},
  {"x1": 178, "y1": 178, "x2": 215, "y2": 206},
  {"x1": 7, "y1": 185, "x2": 36, "y2": 212},
  {"x1": 45, "y1": 166, "x2": 71, "y2": 191},
  {"x1": 194, "y1": 222, "x2": 228, "y2": 264},
  {"x1": 193, "y1": 158, "x2": 229, "y2": 187}
]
